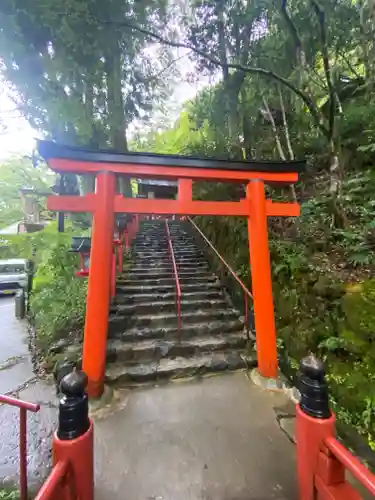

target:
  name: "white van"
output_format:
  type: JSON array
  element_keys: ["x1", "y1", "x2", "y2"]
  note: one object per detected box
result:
[{"x1": 0, "y1": 259, "x2": 28, "y2": 295}]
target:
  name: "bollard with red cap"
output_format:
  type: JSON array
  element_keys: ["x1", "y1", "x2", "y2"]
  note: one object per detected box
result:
[
  {"x1": 53, "y1": 371, "x2": 94, "y2": 500},
  {"x1": 296, "y1": 355, "x2": 336, "y2": 499},
  {"x1": 294, "y1": 355, "x2": 375, "y2": 500}
]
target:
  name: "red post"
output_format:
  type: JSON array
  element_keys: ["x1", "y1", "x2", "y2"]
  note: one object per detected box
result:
[
  {"x1": 296, "y1": 405, "x2": 336, "y2": 499},
  {"x1": 19, "y1": 408, "x2": 27, "y2": 500},
  {"x1": 52, "y1": 372, "x2": 94, "y2": 500},
  {"x1": 117, "y1": 243, "x2": 123, "y2": 273},
  {"x1": 128, "y1": 217, "x2": 134, "y2": 245},
  {"x1": 111, "y1": 252, "x2": 116, "y2": 300},
  {"x1": 178, "y1": 178, "x2": 193, "y2": 201},
  {"x1": 52, "y1": 422, "x2": 94, "y2": 500},
  {"x1": 82, "y1": 172, "x2": 115, "y2": 398},
  {"x1": 125, "y1": 229, "x2": 129, "y2": 251},
  {"x1": 246, "y1": 180, "x2": 278, "y2": 378}
]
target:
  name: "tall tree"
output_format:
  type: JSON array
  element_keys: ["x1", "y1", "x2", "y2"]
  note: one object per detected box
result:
[
  {"x1": 184, "y1": 0, "x2": 266, "y2": 156},
  {"x1": 0, "y1": 0, "x2": 173, "y2": 150}
]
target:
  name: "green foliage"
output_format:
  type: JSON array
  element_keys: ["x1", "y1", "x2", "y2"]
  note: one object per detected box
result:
[
  {"x1": 135, "y1": 80, "x2": 375, "y2": 450},
  {"x1": 0, "y1": 488, "x2": 18, "y2": 500},
  {"x1": 0, "y1": 157, "x2": 54, "y2": 229},
  {"x1": 30, "y1": 225, "x2": 87, "y2": 347},
  {"x1": 1, "y1": 222, "x2": 87, "y2": 348}
]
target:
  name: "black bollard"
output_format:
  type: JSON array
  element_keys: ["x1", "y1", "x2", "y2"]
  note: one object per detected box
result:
[
  {"x1": 296, "y1": 356, "x2": 336, "y2": 498},
  {"x1": 298, "y1": 354, "x2": 331, "y2": 419},
  {"x1": 57, "y1": 370, "x2": 90, "y2": 440},
  {"x1": 53, "y1": 360, "x2": 76, "y2": 394}
]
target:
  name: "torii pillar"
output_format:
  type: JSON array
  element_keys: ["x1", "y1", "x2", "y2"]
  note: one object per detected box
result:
[
  {"x1": 178, "y1": 179, "x2": 192, "y2": 201},
  {"x1": 38, "y1": 139, "x2": 305, "y2": 398},
  {"x1": 83, "y1": 173, "x2": 116, "y2": 397}
]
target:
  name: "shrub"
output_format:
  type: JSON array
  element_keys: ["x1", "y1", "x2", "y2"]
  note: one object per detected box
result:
[{"x1": 0, "y1": 222, "x2": 87, "y2": 349}]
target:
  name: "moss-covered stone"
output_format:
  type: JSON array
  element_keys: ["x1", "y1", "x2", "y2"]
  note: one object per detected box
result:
[
  {"x1": 342, "y1": 279, "x2": 375, "y2": 344},
  {"x1": 312, "y1": 276, "x2": 345, "y2": 299}
]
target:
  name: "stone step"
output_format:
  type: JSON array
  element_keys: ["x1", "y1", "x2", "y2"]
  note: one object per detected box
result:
[
  {"x1": 106, "y1": 332, "x2": 248, "y2": 364},
  {"x1": 134, "y1": 251, "x2": 203, "y2": 259},
  {"x1": 136, "y1": 235, "x2": 194, "y2": 241},
  {"x1": 104, "y1": 221, "x2": 250, "y2": 388},
  {"x1": 114, "y1": 289, "x2": 224, "y2": 304},
  {"x1": 109, "y1": 308, "x2": 239, "y2": 331},
  {"x1": 137, "y1": 247, "x2": 203, "y2": 258},
  {"x1": 176, "y1": 263, "x2": 210, "y2": 270},
  {"x1": 133, "y1": 258, "x2": 208, "y2": 267},
  {"x1": 134, "y1": 240, "x2": 169, "y2": 245},
  {"x1": 129, "y1": 262, "x2": 209, "y2": 271},
  {"x1": 109, "y1": 318, "x2": 245, "y2": 342},
  {"x1": 116, "y1": 281, "x2": 219, "y2": 294},
  {"x1": 126, "y1": 266, "x2": 172, "y2": 273},
  {"x1": 105, "y1": 350, "x2": 254, "y2": 385},
  {"x1": 132, "y1": 242, "x2": 168, "y2": 253},
  {"x1": 135, "y1": 249, "x2": 202, "y2": 258},
  {"x1": 110, "y1": 297, "x2": 228, "y2": 315},
  {"x1": 117, "y1": 275, "x2": 218, "y2": 286},
  {"x1": 134, "y1": 235, "x2": 193, "y2": 241},
  {"x1": 134, "y1": 244, "x2": 197, "y2": 252},
  {"x1": 123, "y1": 270, "x2": 214, "y2": 280},
  {"x1": 134, "y1": 254, "x2": 205, "y2": 261}
]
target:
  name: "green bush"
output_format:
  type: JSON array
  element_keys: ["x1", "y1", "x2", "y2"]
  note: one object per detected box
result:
[
  {"x1": 0, "y1": 488, "x2": 19, "y2": 500},
  {"x1": 192, "y1": 172, "x2": 375, "y2": 449},
  {"x1": 0, "y1": 222, "x2": 87, "y2": 349}
]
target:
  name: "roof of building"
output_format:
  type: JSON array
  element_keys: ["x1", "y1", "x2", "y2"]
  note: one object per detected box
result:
[
  {"x1": 38, "y1": 140, "x2": 306, "y2": 174},
  {"x1": 136, "y1": 179, "x2": 177, "y2": 187},
  {"x1": 0, "y1": 223, "x2": 21, "y2": 235}
]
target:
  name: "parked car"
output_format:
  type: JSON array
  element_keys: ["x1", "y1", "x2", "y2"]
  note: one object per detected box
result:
[{"x1": 0, "y1": 259, "x2": 29, "y2": 295}]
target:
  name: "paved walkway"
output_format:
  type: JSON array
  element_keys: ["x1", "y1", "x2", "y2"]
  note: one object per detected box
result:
[
  {"x1": 94, "y1": 373, "x2": 297, "y2": 500},
  {"x1": 0, "y1": 297, "x2": 58, "y2": 490},
  {"x1": 0, "y1": 296, "x2": 298, "y2": 498}
]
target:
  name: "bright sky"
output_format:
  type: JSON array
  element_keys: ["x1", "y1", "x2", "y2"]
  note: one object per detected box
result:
[
  {"x1": 0, "y1": 49, "x2": 210, "y2": 161},
  {"x1": 0, "y1": 83, "x2": 37, "y2": 160}
]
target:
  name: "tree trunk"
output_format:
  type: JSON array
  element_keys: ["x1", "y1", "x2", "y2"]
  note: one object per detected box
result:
[
  {"x1": 328, "y1": 141, "x2": 346, "y2": 228},
  {"x1": 106, "y1": 33, "x2": 131, "y2": 197},
  {"x1": 227, "y1": 84, "x2": 242, "y2": 158},
  {"x1": 106, "y1": 40, "x2": 127, "y2": 151},
  {"x1": 241, "y1": 87, "x2": 253, "y2": 159}
]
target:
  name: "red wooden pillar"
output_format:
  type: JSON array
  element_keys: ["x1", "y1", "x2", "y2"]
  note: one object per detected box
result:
[
  {"x1": 178, "y1": 178, "x2": 192, "y2": 201},
  {"x1": 246, "y1": 180, "x2": 278, "y2": 379},
  {"x1": 82, "y1": 172, "x2": 115, "y2": 397}
]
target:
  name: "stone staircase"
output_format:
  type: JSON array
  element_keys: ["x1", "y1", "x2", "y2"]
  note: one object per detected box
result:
[{"x1": 105, "y1": 219, "x2": 253, "y2": 385}]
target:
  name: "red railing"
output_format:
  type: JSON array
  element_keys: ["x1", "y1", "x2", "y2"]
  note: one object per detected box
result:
[
  {"x1": 297, "y1": 356, "x2": 375, "y2": 500},
  {"x1": 74, "y1": 214, "x2": 141, "y2": 300},
  {"x1": 316, "y1": 436, "x2": 375, "y2": 498},
  {"x1": 35, "y1": 460, "x2": 78, "y2": 500},
  {"x1": 0, "y1": 394, "x2": 40, "y2": 500},
  {"x1": 187, "y1": 216, "x2": 253, "y2": 333},
  {"x1": 165, "y1": 219, "x2": 182, "y2": 329}
]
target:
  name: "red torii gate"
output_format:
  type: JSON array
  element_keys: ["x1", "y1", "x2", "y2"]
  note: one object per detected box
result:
[{"x1": 38, "y1": 141, "x2": 305, "y2": 398}]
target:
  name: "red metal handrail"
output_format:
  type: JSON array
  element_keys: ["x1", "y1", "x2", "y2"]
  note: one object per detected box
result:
[
  {"x1": 324, "y1": 436, "x2": 375, "y2": 496},
  {"x1": 0, "y1": 394, "x2": 40, "y2": 500},
  {"x1": 165, "y1": 219, "x2": 182, "y2": 329},
  {"x1": 187, "y1": 216, "x2": 253, "y2": 332},
  {"x1": 34, "y1": 460, "x2": 77, "y2": 500}
]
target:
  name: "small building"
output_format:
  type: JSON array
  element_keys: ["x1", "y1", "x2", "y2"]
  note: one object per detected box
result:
[
  {"x1": 136, "y1": 179, "x2": 177, "y2": 199},
  {"x1": 0, "y1": 221, "x2": 50, "y2": 235}
]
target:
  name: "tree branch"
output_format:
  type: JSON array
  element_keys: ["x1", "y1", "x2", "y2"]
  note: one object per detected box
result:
[
  {"x1": 103, "y1": 20, "x2": 330, "y2": 139},
  {"x1": 280, "y1": 0, "x2": 303, "y2": 65},
  {"x1": 311, "y1": 0, "x2": 337, "y2": 140},
  {"x1": 262, "y1": 96, "x2": 286, "y2": 160},
  {"x1": 338, "y1": 50, "x2": 362, "y2": 80},
  {"x1": 278, "y1": 85, "x2": 294, "y2": 160}
]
